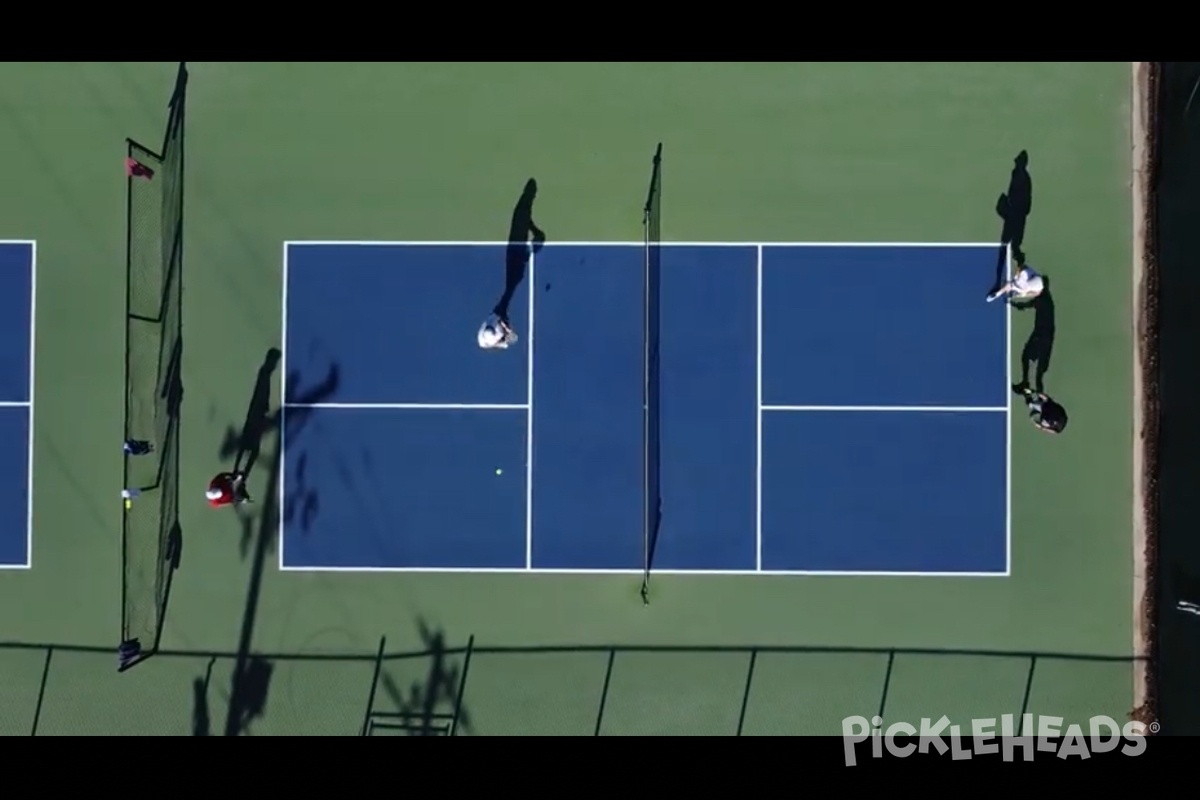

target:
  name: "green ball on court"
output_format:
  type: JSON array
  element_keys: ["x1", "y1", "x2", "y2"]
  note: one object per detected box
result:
[{"x1": 495, "y1": 468, "x2": 503, "y2": 476}]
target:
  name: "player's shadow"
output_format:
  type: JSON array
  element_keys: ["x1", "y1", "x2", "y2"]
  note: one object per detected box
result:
[
  {"x1": 1012, "y1": 276, "x2": 1055, "y2": 394},
  {"x1": 369, "y1": 619, "x2": 472, "y2": 736},
  {"x1": 992, "y1": 150, "x2": 1033, "y2": 293},
  {"x1": 220, "y1": 347, "x2": 281, "y2": 482},
  {"x1": 493, "y1": 178, "x2": 546, "y2": 322}
]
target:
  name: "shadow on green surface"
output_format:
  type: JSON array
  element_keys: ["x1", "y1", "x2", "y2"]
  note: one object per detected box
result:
[
  {"x1": 191, "y1": 658, "x2": 215, "y2": 736},
  {"x1": 361, "y1": 621, "x2": 474, "y2": 736},
  {"x1": 208, "y1": 356, "x2": 340, "y2": 734},
  {"x1": 9, "y1": 637, "x2": 1141, "y2": 736},
  {"x1": 1011, "y1": 276, "x2": 1056, "y2": 395},
  {"x1": 493, "y1": 178, "x2": 545, "y2": 324},
  {"x1": 219, "y1": 348, "x2": 281, "y2": 485},
  {"x1": 992, "y1": 150, "x2": 1033, "y2": 294}
]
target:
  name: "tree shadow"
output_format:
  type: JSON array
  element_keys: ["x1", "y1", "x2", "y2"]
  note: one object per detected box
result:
[
  {"x1": 992, "y1": 150, "x2": 1033, "y2": 293},
  {"x1": 213, "y1": 357, "x2": 339, "y2": 735},
  {"x1": 493, "y1": 178, "x2": 545, "y2": 324},
  {"x1": 278, "y1": 363, "x2": 341, "y2": 542},
  {"x1": 1011, "y1": 276, "x2": 1055, "y2": 394},
  {"x1": 368, "y1": 620, "x2": 473, "y2": 736}
]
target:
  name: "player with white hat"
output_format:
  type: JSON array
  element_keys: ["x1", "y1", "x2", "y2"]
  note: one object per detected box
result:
[
  {"x1": 987, "y1": 254, "x2": 1044, "y2": 303},
  {"x1": 477, "y1": 314, "x2": 518, "y2": 350}
]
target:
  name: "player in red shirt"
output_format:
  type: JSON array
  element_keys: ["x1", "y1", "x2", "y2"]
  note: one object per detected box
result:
[{"x1": 206, "y1": 471, "x2": 251, "y2": 508}]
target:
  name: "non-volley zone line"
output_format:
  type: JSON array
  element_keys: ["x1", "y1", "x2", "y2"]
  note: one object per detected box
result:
[{"x1": 283, "y1": 402, "x2": 528, "y2": 410}]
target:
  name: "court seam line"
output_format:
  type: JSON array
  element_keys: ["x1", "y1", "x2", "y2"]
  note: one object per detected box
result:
[
  {"x1": 0, "y1": 401, "x2": 31, "y2": 407},
  {"x1": 282, "y1": 402, "x2": 528, "y2": 410},
  {"x1": 761, "y1": 405, "x2": 1007, "y2": 412},
  {"x1": 284, "y1": 240, "x2": 1002, "y2": 249},
  {"x1": 277, "y1": 566, "x2": 1009, "y2": 577}
]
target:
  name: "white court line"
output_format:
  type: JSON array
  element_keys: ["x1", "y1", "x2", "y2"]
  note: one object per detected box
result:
[
  {"x1": 525, "y1": 247, "x2": 536, "y2": 570},
  {"x1": 755, "y1": 245, "x2": 763, "y2": 572},
  {"x1": 283, "y1": 402, "x2": 528, "y2": 410},
  {"x1": 0, "y1": 239, "x2": 36, "y2": 570},
  {"x1": 762, "y1": 405, "x2": 1008, "y2": 413},
  {"x1": 24, "y1": 241, "x2": 34, "y2": 570},
  {"x1": 278, "y1": 241, "x2": 290, "y2": 571},
  {"x1": 285, "y1": 240, "x2": 1002, "y2": 249},
  {"x1": 278, "y1": 564, "x2": 1009, "y2": 577},
  {"x1": 1005, "y1": 242, "x2": 1014, "y2": 575}
]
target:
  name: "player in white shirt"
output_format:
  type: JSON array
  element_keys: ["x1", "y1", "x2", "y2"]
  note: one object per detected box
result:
[
  {"x1": 477, "y1": 314, "x2": 518, "y2": 350},
  {"x1": 987, "y1": 258, "x2": 1044, "y2": 303}
]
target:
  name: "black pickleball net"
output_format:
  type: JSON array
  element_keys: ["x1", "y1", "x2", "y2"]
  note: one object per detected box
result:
[{"x1": 641, "y1": 143, "x2": 663, "y2": 604}]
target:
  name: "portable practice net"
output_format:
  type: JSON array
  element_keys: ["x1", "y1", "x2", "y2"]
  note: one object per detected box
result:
[
  {"x1": 641, "y1": 143, "x2": 663, "y2": 604},
  {"x1": 120, "y1": 63, "x2": 187, "y2": 670}
]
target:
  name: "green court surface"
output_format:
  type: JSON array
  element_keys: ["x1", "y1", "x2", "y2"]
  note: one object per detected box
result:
[{"x1": 0, "y1": 62, "x2": 1137, "y2": 735}]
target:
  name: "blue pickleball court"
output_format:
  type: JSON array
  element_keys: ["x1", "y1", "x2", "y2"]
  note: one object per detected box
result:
[
  {"x1": 279, "y1": 240, "x2": 1010, "y2": 577},
  {"x1": 0, "y1": 241, "x2": 36, "y2": 569}
]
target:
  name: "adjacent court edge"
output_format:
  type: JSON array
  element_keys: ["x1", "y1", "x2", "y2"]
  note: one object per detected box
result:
[{"x1": 0, "y1": 239, "x2": 35, "y2": 571}]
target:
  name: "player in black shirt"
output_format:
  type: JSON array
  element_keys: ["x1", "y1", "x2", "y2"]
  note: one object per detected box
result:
[{"x1": 1014, "y1": 384, "x2": 1067, "y2": 434}]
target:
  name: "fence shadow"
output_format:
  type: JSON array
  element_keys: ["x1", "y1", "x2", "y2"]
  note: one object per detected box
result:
[{"x1": 3, "y1": 637, "x2": 1143, "y2": 737}]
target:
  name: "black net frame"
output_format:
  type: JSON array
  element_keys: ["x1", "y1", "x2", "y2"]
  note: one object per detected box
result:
[
  {"x1": 120, "y1": 63, "x2": 187, "y2": 670},
  {"x1": 641, "y1": 143, "x2": 662, "y2": 603}
]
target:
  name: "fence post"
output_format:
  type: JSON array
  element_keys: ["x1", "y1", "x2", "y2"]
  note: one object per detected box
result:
[
  {"x1": 449, "y1": 635, "x2": 475, "y2": 736},
  {"x1": 359, "y1": 636, "x2": 386, "y2": 736}
]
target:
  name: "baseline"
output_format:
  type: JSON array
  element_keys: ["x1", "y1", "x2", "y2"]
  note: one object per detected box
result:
[
  {"x1": 763, "y1": 405, "x2": 1007, "y2": 413},
  {"x1": 275, "y1": 565, "x2": 1005, "y2": 577},
  {"x1": 285, "y1": 240, "x2": 1001, "y2": 248}
]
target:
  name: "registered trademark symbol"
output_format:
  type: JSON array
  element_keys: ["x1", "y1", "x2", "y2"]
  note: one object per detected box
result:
[{"x1": 1149, "y1": 722, "x2": 1161, "y2": 734}]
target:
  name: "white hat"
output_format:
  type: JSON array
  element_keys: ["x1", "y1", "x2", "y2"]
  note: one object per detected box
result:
[
  {"x1": 478, "y1": 323, "x2": 503, "y2": 349},
  {"x1": 206, "y1": 487, "x2": 223, "y2": 500}
]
